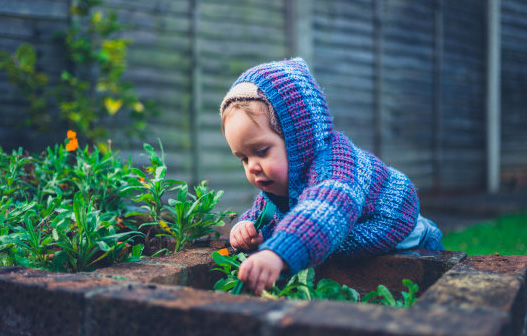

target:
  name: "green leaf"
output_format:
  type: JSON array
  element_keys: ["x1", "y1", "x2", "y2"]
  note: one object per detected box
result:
[
  {"x1": 16, "y1": 44, "x2": 37, "y2": 69},
  {"x1": 377, "y1": 285, "x2": 396, "y2": 307},
  {"x1": 96, "y1": 241, "x2": 110, "y2": 252},
  {"x1": 212, "y1": 251, "x2": 240, "y2": 269}
]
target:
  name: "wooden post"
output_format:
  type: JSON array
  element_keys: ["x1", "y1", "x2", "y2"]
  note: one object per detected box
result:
[
  {"x1": 285, "y1": 0, "x2": 313, "y2": 66},
  {"x1": 486, "y1": 0, "x2": 501, "y2": 193},
  {"x1": 373, "y1": 0, "x2": 384, "y2": 159},
  {"x1": 433, "y1": 0, "x2": 444, "y2": 191},
  {"x1": 190, "y1": 0, "x2": 202, "y2": 187}
]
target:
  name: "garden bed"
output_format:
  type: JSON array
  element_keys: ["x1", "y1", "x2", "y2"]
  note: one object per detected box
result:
[{"x1": 1, "y1": 247, "x2": 526, "y2": 336}]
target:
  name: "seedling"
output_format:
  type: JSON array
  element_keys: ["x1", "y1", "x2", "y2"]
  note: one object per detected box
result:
[{"x1": 212, "y1": 250, "x2": 418, "y2": 307}]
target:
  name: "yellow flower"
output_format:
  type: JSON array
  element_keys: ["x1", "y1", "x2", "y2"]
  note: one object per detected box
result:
[
  {"x1": 91, "y1": 11, "x2": 103, "y2": 25},
  {"x1": 67, "y1": 130, "x2": 77, "y2": 139},
  {"x1": 133, "y1": 102, "x2": 144, "y2": 113},
  {"x1": 104, "y1": 98, "x2": 123, "y2": 115},
  {"x1": 158, "y1": 220, "x2": 173, "y2": 234}
]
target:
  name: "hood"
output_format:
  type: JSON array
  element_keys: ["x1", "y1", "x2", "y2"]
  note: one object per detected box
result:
[{"x1": 230, "y1": 58, "x2": 334, "y2": 203}]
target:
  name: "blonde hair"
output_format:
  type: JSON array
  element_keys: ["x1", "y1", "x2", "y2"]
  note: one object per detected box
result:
[{"x1": 221, "y1": 100, "x2": 283, "y2": 138}]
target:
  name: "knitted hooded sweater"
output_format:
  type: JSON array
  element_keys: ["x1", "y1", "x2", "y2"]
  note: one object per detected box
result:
[{"x1": 226, "y1": 58, "x2": 419, "y2": 275}]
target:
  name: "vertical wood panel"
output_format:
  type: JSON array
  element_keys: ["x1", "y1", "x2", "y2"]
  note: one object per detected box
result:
[
  {"x1": 501, "y1": 0, "x2": 527, "y2": 187},
  {"x1": 197, "y1": 0, "x2": 287, "y2": 213},
  {"x1": 313, "y1": 0, "x2": 376, "y2": 153},
  {"x1": 0, "y1": 0, "x2": 70, "y2": 152},
  {"x1": 440, "y1": 0, "x2": 486, "y2": 189},
  {"x1": 381, "y1": 0, "x2": 436, "y2": 189},
  {"x1": 106, "y1": 0, "x2": 194, "y2": 182}
]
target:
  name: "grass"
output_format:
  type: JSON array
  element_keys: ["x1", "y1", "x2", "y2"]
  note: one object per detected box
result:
[{"x1": 442, "y1": 212, "x2": 527, "y2": 256}]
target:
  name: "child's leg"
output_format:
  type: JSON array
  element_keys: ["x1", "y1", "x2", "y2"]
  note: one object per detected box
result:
[
  {"x1": 396, "y1": 215, "x2": 444, "y2": 251},
  {"x1": 416, "y1": 216, "x2": 444, "y2": 250}
]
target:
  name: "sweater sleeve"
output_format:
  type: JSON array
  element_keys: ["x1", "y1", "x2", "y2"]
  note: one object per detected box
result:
[
  {"x1": 335, "y1": 213, "x2": 418, "y2": 259},
  {"x1": 259, "y1": 173, "x2": 419, "y2": 274},
  {"x1": 259, "y1": 179, "x2": 365, "y2": 274}
]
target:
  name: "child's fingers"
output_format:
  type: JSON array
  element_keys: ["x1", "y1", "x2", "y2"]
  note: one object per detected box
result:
[
  {"x1": 253, "y1": 271, "x2": 270, "y2": 295},
  {"x1": 233, "y1": 232, "x2": 250, "y2": 251},
  {"x1": 250, "y1": 233, "x2": 264, "y2": 245},
  {"x1": 238, "y1": 259, "x2": 252, "y2": 283},
  {"x1": 243, "y1": 221, "x2": 258, "y2": 237},
  {"x1": 240, "y1": 222, "x2": 258, "y2": 242}
]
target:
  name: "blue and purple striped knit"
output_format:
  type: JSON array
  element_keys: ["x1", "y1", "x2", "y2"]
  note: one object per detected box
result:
[{"x1": 227, "y1": 58, "x2": 421, "y2": 275}]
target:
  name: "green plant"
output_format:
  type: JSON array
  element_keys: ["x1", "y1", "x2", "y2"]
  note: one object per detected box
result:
[
  {"x1": 211, "y1": 250, "x2": 418, "y2": 307},
  {"x1": 362, "y1": 279, "x2": 418, "y2": 308},
  {"x1": 124, "y1": 142, "x2": 184, "y2": 224},
  {"x1": 0, "y1": 136, "x2": 229, "y2": 271},
  {"x1": 124, "y1": 142, "x2": 229, "y2": 253},
  {"x1": 0, "y1": 135, "x2": 141, "y2": 271},
  {"x1": 0, "y1": 0, "x2": 158, "y2": 147},
  {"x1": 0, "y1": 140, "x2": 144, "y2": 271},
  {"x1": 51, "y1": 192, "x2": 141, "y2": 272}
]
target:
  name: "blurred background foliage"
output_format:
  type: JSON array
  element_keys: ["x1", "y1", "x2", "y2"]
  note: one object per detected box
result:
[
  {"x1": 0, "y1": 0, "x2": 158, "y2": 151},
  {"x1": 0, "y1": 0, "x2": 526, "y2": 220}
]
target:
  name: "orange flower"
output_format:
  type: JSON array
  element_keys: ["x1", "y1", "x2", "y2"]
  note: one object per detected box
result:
[
  {"x1": 138, "y1": 177, "x2": 148, "y2": 186},
  {"x1": 66, "y1": 137, "x2": 78, "y2": 151},
  {"x1": 66, "y1": 130, "x2": 79, "y2": 151},
  {"x1": 218, "y1": 248, "x2": 229, "y2": 256},
  {"x1": 116, "y1": 217, "x2": 126, "y2": 229}
]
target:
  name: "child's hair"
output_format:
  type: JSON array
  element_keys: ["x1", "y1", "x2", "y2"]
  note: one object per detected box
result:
[{"x1": 221, "y1": 99, "x2": 284, "y2": 138}]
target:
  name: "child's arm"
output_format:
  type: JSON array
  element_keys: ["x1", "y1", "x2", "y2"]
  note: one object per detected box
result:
[{"x1": 260, "y1": 175, "x2": 419, "y2": 274}]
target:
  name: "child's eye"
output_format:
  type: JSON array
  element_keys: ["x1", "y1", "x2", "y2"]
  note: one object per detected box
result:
[{"x1": 256, "y1": 148, "x2": 269, "y2": 157}]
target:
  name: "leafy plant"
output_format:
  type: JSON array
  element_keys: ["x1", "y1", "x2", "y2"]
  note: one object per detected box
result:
[
  {"x1": 0, "y1": 0, "x2": 158, "y2": 147},
  {"x1": 362, "y1": 279, "x2": 418, "y2": 308},
  {"x1": 0, "y1": 136, "x2": 144, "y2": 272},
  {"x1": 50, "y1": 192, "x2": 141, "y2": 272},
  {"x1": 0, "y1": 135, "x2": 229, "y2": 271},
  {"x1": 211, "y1": 250, "x2": 418, "y2": 307},
  {"x1": 124, "y1": 142, "x2": 229, "y2": 253},
  {"x1": 212, "y1": 250, "x2": 246, "y2": 294}
]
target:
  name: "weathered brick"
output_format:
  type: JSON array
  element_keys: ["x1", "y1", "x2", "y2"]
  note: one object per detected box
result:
[
  {"x1": 0, "y1": 267, "x2": 129, "y2": 336},
  {"x1": 275, "y1": 300, "x2": 508, "y2": 336},
  {"x1": 84, "y1": 283, "x2": 294, "y2": 336},
  {"x1": 419, "y1": 255, "x2": 527, "y2": 336},
  {"x1": 143, "y1": 246, "x2": 228, "y2": 289},
  {"x1": 1, "y1": 251, "x2": 525, "y2": 336},
  {"x1": 94, "y1": 261, "x2": 187, "y2": 285},
  {"x1": 93, "y1": 246, "x2": 228, "y2": 289}
]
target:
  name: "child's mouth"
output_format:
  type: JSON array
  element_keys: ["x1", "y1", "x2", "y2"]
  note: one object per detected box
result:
[{"x1": 258, "y1": 180, "x2": 273, "y2": 187}]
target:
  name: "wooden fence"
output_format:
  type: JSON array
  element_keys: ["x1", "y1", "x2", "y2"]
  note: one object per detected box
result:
[{"x1": 0, "y1": 0, "x2": 526, "y2": 214}]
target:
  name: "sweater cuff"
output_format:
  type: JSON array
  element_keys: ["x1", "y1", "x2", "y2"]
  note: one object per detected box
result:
[{"x1": 259, "y1": 231, "x2": 309, "y2": 275}]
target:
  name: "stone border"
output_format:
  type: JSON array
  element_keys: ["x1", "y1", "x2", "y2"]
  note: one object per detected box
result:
[{"x1": 0, "y1": 250, "x2": 525, "y2": 336}]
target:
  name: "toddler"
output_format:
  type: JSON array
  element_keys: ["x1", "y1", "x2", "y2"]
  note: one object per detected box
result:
[{"x1": 220, "y1": 58, "x2": 443, "y2": 295}]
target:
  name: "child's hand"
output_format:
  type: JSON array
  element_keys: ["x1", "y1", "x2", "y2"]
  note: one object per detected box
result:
[
  {"x1": 230, "y1": 221, "x2": 263, "y2": 251},
  {"x1": 238, "y1": 250, "x2": 285, "y2": 295}
]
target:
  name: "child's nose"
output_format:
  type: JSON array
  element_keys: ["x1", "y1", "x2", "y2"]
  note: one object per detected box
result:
[{"x1": 248, "y1": 159, "x2": 262, "y2": 173}]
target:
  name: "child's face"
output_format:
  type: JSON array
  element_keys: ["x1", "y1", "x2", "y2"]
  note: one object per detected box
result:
[{"x1": 224, "y1": 106, "x2": 288, "y2": 197}]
